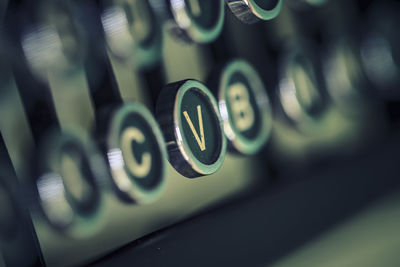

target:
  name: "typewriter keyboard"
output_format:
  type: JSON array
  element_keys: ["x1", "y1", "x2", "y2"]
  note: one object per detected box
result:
[{"x1": 0, "y1": 0, "x2": 399, "y2": 266}]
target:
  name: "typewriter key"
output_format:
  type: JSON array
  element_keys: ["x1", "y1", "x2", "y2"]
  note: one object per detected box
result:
[
  {"x1": 150, "y1": 0, "x2": 225, "y2": 43},
  {"x1": 210, "y1": 60, "x2": 272, "y2": 155},
  {"x1": 278, "y1": 44, "x2": 326, "y2": 129},
  {"x1": 225, "y1": 0, "x2": 282, "y2": 24},
  {"x1": 102, "y1": 103, "x2": 167, "y2": 204},
  {"x1": 323, "y1": 40, "x2": 370, "y2": 116},
  {"x1": 101, "y1": 0, "x2": 162, "y2": 69},
  {"x1": 35, "y1": 131, "x2": 108, "y2": 238},
  {"x1": 156, "y1": 80, "x2": 226, "y2": 178}
]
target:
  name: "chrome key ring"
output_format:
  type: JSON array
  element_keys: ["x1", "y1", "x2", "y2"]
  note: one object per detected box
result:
[{"x1": 225, "y1": 0, "x2": 283, "y2": 24}]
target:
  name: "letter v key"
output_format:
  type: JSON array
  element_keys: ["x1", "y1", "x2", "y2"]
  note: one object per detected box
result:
[{"x1": 183, "y1": 105, "x2": 206, "y2": 151}]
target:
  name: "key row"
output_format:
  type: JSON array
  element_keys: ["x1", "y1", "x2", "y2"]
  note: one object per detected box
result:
[
  {"x1": 0, "y1": 0, "x2": 332, "y2": 73},
  {"x1": 23, "y1": 58, "x2": 272, "y2": 237},
  {"x1": 3, "y1": 32, "x2": 400, "y2": 240},
  {"x1": 4, "y1": 25, "x2": 400, "y2": 238}
]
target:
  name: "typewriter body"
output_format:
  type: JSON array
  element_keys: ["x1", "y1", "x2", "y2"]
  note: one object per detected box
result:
[{"x1": 0, "y1": 0, "x2": 399, "y2": 266}]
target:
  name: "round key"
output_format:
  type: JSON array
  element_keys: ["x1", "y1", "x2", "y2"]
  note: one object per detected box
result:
[
  {"x1": 101, "y1": 0, "x2": 163, "y2": 69},
  {"x1": 99, "y1": 102, "x2": 167, "y2": 204},
  {"x1": 156, "y1": 80, "x2": 226, "y2": 178},
  {"x1": 323, "y1": 39, "x2": 370, "y2": 116},
  {"x1": 21, "y1": 1, "x2": 87, "y2": 80},
  {"x1": 225, "y1": 0, "x2": 283, "y2": 24},
  {"x1": 278, "y1": 43, "x2": 326, "y2": 129},
  {"x1": 209, "y1": 60, "x2": 273, "y2": 155},
  {"x1": 35, "y1": 131, "x2": 108, "y2": 238},
  {"x1": 149, "y1": 0, "x2": 225, "y2": 43}
]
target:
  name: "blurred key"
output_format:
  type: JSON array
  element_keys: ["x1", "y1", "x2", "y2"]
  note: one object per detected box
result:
[
  {"x1": 225, "y1": 0, "x2": 282, "y2": 24},
  {"x1": 277, "y1": 40, "x2": 327, "y2": 132},
  {"x1": 208, "y1": 59, "x2": 273, "y2": 155},
  {"x1": 150, "y1": 0, "x2": 225, "y2": 43},
  {"x1": 100, "y1": 0, "x2": 163, "y2": 69}
]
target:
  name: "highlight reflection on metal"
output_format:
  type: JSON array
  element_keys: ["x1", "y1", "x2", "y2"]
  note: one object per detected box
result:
[
  {"x1": 22, "y1": 25, "x2": 64, "y2": 79},
  {"x1": 172, "y1": 82, "x2": 226, "y2": 177},
  {"x1": 225, "y1": 0, "x2": 282, "y2": 24},
  {"x1": 37, "y1": 172, "x2": 74, "y2": 228}
]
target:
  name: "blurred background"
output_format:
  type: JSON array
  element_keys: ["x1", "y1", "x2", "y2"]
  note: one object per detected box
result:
[{"x1": 0, "y1": 0, "x2": 399, "y2": 266}]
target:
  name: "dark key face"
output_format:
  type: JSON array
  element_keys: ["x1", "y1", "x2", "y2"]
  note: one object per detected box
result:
[
  {"x1": 119, "y1": 114, "x2": 163, "y2": 189},
  {"x1": 180, "y1": 88, "x2": 222, "y2": 165},
  {"x1": 59, "y1": 141, "x2": 100, "y2": 213},
  {"x1": 106, "y1": 103, "x2": 167, "y2": 204},
  {"x1": 278, "y1": 46, "x2": 328, "y2": 132},
  {"x1": 215, "y1": 60, "x2": 272, "y2": 155},
  {"x1": 21, "y1": 1, "x2": 86, "y2": 79}
]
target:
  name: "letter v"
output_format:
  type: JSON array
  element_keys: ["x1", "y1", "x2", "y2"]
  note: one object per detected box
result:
[{"x1": 183, "y1": 105, "x2": 206, "y2": 151}]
